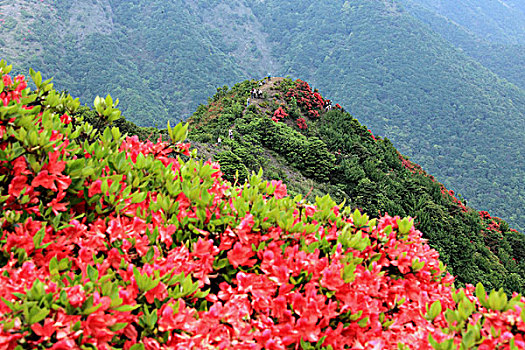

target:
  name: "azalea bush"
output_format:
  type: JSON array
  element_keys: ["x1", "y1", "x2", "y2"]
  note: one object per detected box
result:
[
  {"x1": 1, "y1": 63, "x2": 525, "y2": 349},
  {"x1": 280, "y1": 79, "x2": 342, "y2": 130},
  {"x1": 272, "y1": 107, "x2": 288, "y2": 123}
]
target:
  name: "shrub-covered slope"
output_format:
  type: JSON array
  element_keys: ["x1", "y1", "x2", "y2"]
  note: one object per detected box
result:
[
  {"x1": 188, "y1": 77, "x2": 525, "y2": 295},
  {"x1": 3, "y1": 62, "x2": 525, "y2": 349}
]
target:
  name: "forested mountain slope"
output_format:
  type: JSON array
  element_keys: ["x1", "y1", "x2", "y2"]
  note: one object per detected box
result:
[
  {"x1": 1, "y1": 0, "x2": 523, "y2": 230},
  {"x1": 400, "y1": 0, "x2": 525, "y2": 44},
  {"x1": 0, "y1": 0, "x2": 264, "y2": 124},
  {"x1": 399, "y1": 0, "x2": 525, "y2": 89},
  {"x1": 186, "y1": 76, "x2": 525, "y2": 294}
]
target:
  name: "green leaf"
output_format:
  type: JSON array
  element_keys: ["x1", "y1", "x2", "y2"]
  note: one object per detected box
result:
[
  {"x1": 129, "y1": 344, "x2": 145, "y2": 350},
  {"x1": 109, "y1": 322, "x2": 128, "y2": 332},
  {"x1": 427, "y1": 300, "x2": 442, "y2": 321},
  {"x1": 411, "y1": 258, "x2": 425, "y2": 271},
  {"x1": 396, "y1": 217, "x2": 413, "y2": 235},
  {"x1": 49, "y1": 257, "x2": 58, "y2": 274},
  {"x1": 82, "y1": 303, "x2": 102, "y2": 315},
  {"x1": 28, "y1": 305, "x2": 49, "y2": 325},
  {"x1": 32, "y1": 70, "x2": 42, "y2": 87},
  {"x1": 1, "y1": 297, "x2": 18, "y2": 312},
  {"x1": 357, "y1": 316, "x2": 369, "y2": 327},
  {"x1": 475, "y1": 282, "x2": 488, "y2": 308},
  {"x1": 461, "y1": 328, "x2": 477, "y2": 349},
  {"x1": 428, "y1": 334, "x2": 455, "y2": 350},
  {"x1": 112, "y1": 304, "x2": 140, "y2": 312},
  {"x1": 2, "y1": 319, "x2": 15, "y2": 332},
  {"x1": 133, "y1": 267, "x2": 160, "y2": 292},
  {"x1": 72, "y1": 321, "x2": 81, "y2": 332},
  {"x1": 87, "y1": 265, "x2": 99, "y2": 282},
  {"x1": 167, "y1": 122, "x2": 189, "y2": 143},
  {"x1": 342, "y1": 263, "x2": 356, "y2": 283},
  {"x1": 33, "y1": 226, "x2": 46, "y2": 249}
]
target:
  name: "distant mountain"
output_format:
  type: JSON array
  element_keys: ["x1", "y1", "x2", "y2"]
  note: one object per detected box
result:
[
  {"x1": 399, "y1": 0, "x2": 525, "y2": 89},
  {"x1": 400, "y1": 0, "x2": 525, "y2": 45},
  {"x1": 1, "y1": 0, "x2": 523, "y2": 230}
]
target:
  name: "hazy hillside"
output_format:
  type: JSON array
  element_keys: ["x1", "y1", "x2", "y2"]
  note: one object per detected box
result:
[
  {"x1": 400, "y1": 0, "x2": 525, "y2": 89},
  {"x1": 0, "y1": 0, "x2": 259, "y2": 124},
  {"x1": 400, "y1": 0, "x2": 525, "y2": 44},
  {"x1": 1, "y1": 0, "x2": 523, "y2": 230}
]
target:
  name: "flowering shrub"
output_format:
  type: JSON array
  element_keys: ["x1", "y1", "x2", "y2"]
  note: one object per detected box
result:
[
  {"x1": 368, "y1": 129, "x2": 377, "y2": 141},
  {"x1": 398, "y1": 153, "x2": 469, "y2": 212},
  {"x1": 296, "y1": 117, "x2": 308, "y2": 130},
  {"x1": 284, "y1": 80, "x2": 325, "y2": 114},
  {"x1": 1, "y1": 63, "x2": 525, "y2": 349},
  {"x1": 479, "y1": 210, "x2": 521, "y2": 259},
  {"x1": 272, "y1": 106, "x2": 288, "y2": 123},
  {"x1": 282, "y1": 79, "x2": 325, "y2": 129}
]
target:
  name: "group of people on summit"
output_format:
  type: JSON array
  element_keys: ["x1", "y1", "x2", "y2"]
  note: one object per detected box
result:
[{"x1": 250, "y1": 88, "x2": 264, "y2": 99}]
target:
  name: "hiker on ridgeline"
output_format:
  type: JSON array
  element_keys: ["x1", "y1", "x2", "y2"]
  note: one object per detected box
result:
[
  {"x1": 257, "y1": 89, "x2": 263, "y2": 99},
  {"x1": 267, "y1": 73, "x2": 271, "y2": 82}
]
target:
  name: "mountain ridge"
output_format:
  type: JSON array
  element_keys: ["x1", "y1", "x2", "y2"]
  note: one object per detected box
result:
[{"x1": 182, "y1": 75, "x2": 525, "y2": 293}]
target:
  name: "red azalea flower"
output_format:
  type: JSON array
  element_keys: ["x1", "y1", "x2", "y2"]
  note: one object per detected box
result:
[
  {"x1": 47, "y1": 190, "x2": 69, "y2": 215},
  {"x1": 30, "y1": 318, "x2": 56, "y2": 340},
  {"x1": 60, "y1": 113, "x2": 71, "y2": 124},
  {"x1": 227, "y1": 243, "x2": 256, "y2": 268}
]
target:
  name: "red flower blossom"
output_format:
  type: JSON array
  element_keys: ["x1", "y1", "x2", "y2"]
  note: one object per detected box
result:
[
  {"x1": 60, "y1": 113, "x2": 71, "y2": 124},
  {"x1": 227, "y1": 242, "x2": 256, "y2": 268},
  {"x1": 296, "y1": 117, "x2": 307, "y2": 129}
]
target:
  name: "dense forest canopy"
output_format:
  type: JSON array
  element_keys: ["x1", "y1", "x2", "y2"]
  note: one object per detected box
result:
[
  {"x1": 0, "y1": 0, "x2": 523, "y2": 231},
  {"x1": 399, "y1": 0, "x2": 525, "y2": 89}
]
